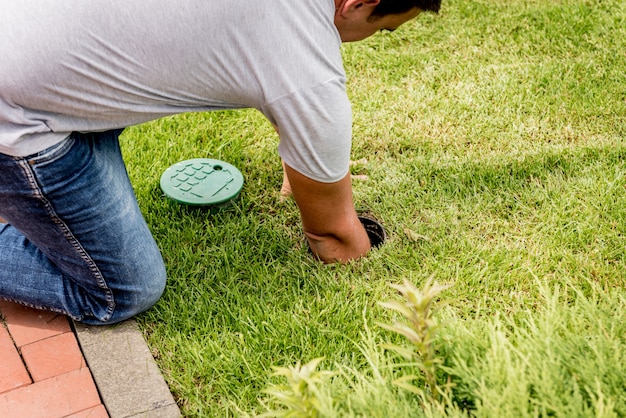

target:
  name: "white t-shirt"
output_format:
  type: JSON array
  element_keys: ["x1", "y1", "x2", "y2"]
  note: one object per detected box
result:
[{"x1": 0, "y1": 0, "x2": 352, "y2": 182}]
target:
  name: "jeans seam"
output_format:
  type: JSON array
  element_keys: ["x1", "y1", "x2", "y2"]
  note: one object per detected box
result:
[
  {"x1": 0, "y1": 296, "x2": 80, "y2": 321},
  {"x1": 17, "y1": 159, "x2": 116, "y2": 322}
]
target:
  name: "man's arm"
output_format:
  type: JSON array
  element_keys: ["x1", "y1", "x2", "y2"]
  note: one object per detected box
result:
[{"x1": 283, "y1": 162, "x2": 371, "y2": 263}]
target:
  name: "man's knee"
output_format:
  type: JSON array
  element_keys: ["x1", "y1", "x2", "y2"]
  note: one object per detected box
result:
[
  {"x1": 136, "y1": 263, "x2": 167, "y2": 311},
  {"x1": 82, "y1": 259, "x2": 167, "y2": 325},
  {"x1": 118, "y1": 260, "x2": 167, "y2": 319}
]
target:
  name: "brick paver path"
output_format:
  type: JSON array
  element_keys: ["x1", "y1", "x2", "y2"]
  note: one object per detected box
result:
[{"x1": 0, "y1": 300, "x2": 108, "y2": 417}]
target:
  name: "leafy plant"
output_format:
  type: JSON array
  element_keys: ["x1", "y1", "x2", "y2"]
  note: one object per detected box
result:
[
  {"x1": 260, "y1": 358, "x2": 335, "y2": 418},
  {"x1": 378, "y1": 277, "x2": 451, "y2": 401}
]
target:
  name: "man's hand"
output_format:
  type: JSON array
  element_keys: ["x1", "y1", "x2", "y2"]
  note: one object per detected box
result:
[{"x1": 283, "y1": 163, "x2": 371, "y2": 263}]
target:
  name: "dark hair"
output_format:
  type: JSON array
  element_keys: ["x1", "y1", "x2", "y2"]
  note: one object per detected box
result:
[{"x1": 371, "y1": 0, "x2": 442, "y2": 18}]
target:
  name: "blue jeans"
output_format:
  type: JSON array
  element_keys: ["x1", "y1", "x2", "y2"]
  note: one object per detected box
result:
[{"x1": 0, "y1": 130, "x2": 166, "y2": 324}]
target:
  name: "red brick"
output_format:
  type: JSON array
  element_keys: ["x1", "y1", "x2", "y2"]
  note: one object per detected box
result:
[
  {"x1": 21, "y1": 332, "x2": 86, "y2": 382},
  {"x1": 0, "y1": 325, "x2": 31, "y2": 394},
  {"x1": 0, "y1": 368, "x2": 102, "y2": 418},
  {"x1": 65, "y1": 404, "x2": 109, "y2": 418},
  {"x1": 0, "y1": 301, "x2": 71, "y2": 347}
]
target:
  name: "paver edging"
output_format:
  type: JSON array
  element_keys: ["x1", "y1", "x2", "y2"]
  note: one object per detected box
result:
[{"x1": 73, "y1": 319, "x2": 181, "y2": 418}]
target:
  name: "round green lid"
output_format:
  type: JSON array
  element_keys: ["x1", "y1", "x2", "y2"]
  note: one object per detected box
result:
[{"x1": 160, "y1": 158, "x2": 244, "y2": 206}]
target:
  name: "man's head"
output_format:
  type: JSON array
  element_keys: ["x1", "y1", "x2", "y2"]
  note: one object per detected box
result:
[{"x1": 334, "y1": 0, "x2": 441, "y2": 42}]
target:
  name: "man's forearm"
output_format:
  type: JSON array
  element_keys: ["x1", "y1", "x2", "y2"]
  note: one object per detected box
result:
[{"x1": 284, "y1": 163, "x2": 370, "y2": 263}]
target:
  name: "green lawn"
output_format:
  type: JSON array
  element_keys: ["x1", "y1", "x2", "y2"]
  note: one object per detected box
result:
[{"x1": 120, "y1": 0, "x2": 626, "y2": 416}]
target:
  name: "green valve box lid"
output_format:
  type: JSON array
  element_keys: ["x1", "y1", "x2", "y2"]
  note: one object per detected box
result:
[{"x1": 160, "y1": 158, "x2": 244, "y2": 207}]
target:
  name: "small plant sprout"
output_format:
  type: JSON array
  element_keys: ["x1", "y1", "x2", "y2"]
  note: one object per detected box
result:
[
  {"x1": 260, "y1": 357, "x2": 334, "y2": 418},
  {"x1": 378, "y1": 276, "x2": 451, "y2": 401}
]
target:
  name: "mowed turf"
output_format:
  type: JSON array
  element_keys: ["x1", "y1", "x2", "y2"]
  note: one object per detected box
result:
[{"x1": 120, "y1": 0, "x2": 626, "y2": 416}]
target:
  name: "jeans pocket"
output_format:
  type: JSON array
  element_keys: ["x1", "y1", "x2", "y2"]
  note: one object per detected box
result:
[{"x1": 27, "y1": 135, "x2": 76, "y2": 167}]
